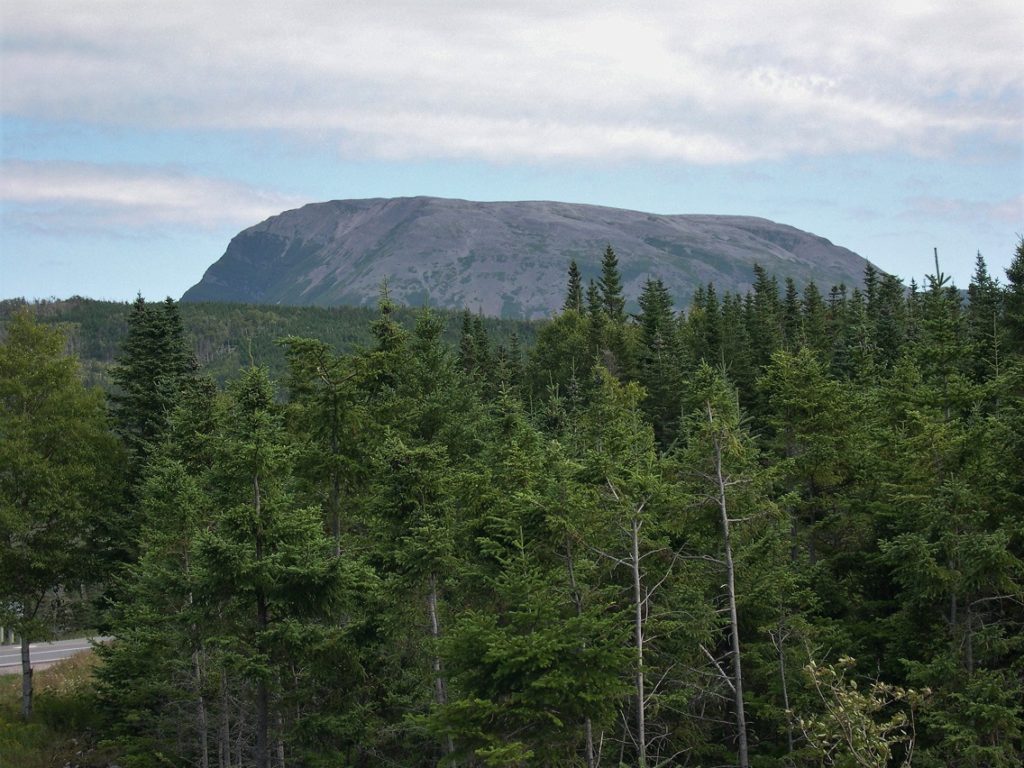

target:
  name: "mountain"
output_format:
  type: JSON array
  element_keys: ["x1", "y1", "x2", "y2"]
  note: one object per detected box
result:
[{"x1": 182, "y1": 197, "x2": 874, "y2": 318}]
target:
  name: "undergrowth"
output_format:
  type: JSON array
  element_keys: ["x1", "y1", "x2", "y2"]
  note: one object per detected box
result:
[{"x1": 0, "y1": 651, "x2": 118, "y2": 768}]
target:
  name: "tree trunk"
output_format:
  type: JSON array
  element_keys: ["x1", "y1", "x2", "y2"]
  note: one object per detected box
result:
[
  {"x1": 631, "y1": 516, "x2": 647, "y2": 768},
  {"x1": 427, "y1": 572, "x2": 455, "y2": 760},
  {"x1": 254, "y1": 472, "x2": 270, "y2": 768},
  {"x1": 20, "y1": 635, "x2": 33, "y2": 721},
  {"x1": 774, "y1": 623, "x2": 794, "y2": 757},
  {"x1": 219, "y1": 671, "x2": 231, "y2": 768},
  {"x1": 711, "y1": 409, "x2": 750, "y2": 768},
  {"x1": 330, "y1": 422, "x2": 342, "y2": 559},
  {"x1": 330, "y1": 472, "x2": 342, "y2": 558},
  {"x1": 193, "y1": 646, "x2": 210, "y2": 768},
  {"x1": 566, "y1": 540, "x2": 597, "y2": 768},
  {"x1": 276, "y1": 712, "x2": 286, "y2": 768}
]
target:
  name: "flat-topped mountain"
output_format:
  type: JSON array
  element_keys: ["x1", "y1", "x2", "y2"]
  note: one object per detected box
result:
[{"x1": 182, "y1": 197, "x2": 873, "y2": 318}]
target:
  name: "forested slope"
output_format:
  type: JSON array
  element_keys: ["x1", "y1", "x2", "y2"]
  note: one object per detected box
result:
[
  {"x1": 0, "y1": 297, "x2": 537, "y2": 388},
  {"x1": 2, "y1": 242, "x2": 1022, "y2": 767}
]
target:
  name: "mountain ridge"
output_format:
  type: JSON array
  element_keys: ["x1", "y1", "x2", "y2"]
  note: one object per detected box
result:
[{"x1": 182, "y1": 196, "x2": 874, "y2": 318}]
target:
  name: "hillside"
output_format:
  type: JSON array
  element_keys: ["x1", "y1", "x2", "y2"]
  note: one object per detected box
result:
[
  {"x1": 0, "y1": 297, "x2": 537, "y2": 388},
  {"x1": 181, "y1": 197, "x2": 874, "y2": 317}
]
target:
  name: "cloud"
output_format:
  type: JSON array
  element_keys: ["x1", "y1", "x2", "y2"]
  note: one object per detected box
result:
[
  {"x1": 0, "y1": 160, "x2": 303, "y2": 234},
  {"x1": 901, "y1": 194, "x2": 1024, "y2": 226},
  {"x1": 2, "y1": 1, "x2": 1021, "y2": 164}
]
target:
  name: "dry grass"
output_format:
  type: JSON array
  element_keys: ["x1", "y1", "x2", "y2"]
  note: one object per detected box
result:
[{"x1": 0, "y1": 650, "x2": 117, "y2": 768}]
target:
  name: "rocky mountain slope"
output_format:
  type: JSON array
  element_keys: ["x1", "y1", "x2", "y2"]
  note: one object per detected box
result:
[{"x1": 182, "y1": 197, "x2": 874, "y2": 318}]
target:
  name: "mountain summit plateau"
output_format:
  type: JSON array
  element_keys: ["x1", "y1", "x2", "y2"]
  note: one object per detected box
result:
[{"x1": 182, "y1": 197, "x2": 873, "y2": 318}]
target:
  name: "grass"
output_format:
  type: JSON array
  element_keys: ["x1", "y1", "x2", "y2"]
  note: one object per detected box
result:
[{"x1": 0, "y1": 651, "x2": 118, "y2": 768}]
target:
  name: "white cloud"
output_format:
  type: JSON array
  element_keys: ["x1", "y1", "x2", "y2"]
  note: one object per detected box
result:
[
  {"x1": 0, "y1": 161, "x2": 302, "y2": 233},
  {"x1": 902, "y1": 194, "x2": 1024, "y2": 226},
  {"x1": 1, "y1": 1, "x2": 1021, "y2": 163}
]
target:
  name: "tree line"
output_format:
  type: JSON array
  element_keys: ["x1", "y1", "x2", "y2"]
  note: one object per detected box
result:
[{"x1": 1, "y1": 241, "x2": 1022, "y2": 767}]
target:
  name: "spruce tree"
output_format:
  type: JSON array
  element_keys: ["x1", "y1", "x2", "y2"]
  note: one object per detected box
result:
[
  {"x1": 637, "y1": 278, "x2": 682, "y2": 445},
  {"x1": 782, "y1": 276, "x2": 802, "y2": 351},
  {"x1": 1005, "y1": 236, "x2": 1024, "y2": 354},
  {"x1": 872, "y1": 272, "x2": 908, "y2": 369},
  {"x1": 564, "y1": 259, "x2": 584, "y2": 313},
  {"x1": 598, "y1": 245, "x2": 626, "y2": 324},
  {"x1": 198, "y1": 367, "x2": 347, "y2": 768},
  {"x1": 966, "y1": 252, "x2": 1004, "y2": 380},
  {"x1": 109, "y1": 295, "x2": 197, "y2": 477},
  {"x1": 801, "y1": 280, "x2": 829, "y2": 361}
]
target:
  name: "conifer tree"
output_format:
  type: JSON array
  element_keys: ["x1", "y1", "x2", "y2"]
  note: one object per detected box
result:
[
  {"x1": 674, "y1": 365, "x2": 789, "y2": 768},
  {"x1": 1005, "y1": 237, "x2": 1024, "y2": 354},
  {"x1": 966, "y1": 252, "x2": 1004, "y2": 380},
  {"x1": 564, "y1": 259, "x2": 584, "y2": 313},
  {"x1": 109, "y1": 295, "x2": 197, "y2": 477},
  {"x1": 872, "y1": 272, "x2": 908, "y2": 369},
  {"x1": 801, "y1": 281, "x2": 830, "y2": 361},
  {"x1": 280, "y1": 336, "x2": 366, "y2": 556},
  {"x1": 832, "y1": 288, "x2": 877, "y2": 381},
  {"x1": 598, "y1": 245, "x2": 626, "y2": 324},
  {"x1": 637, "y1": 278, "x2": 682, "y2": 445},
  {"x1": 782, "y1": 277, "x2": 802, "y2": 351},
  {"x1": 198, "y1": 367, "x2": 347, "y2": 768},
  {"x1": 748, "y1": 264, "x2": 783, "y2": 368},
  {"x1": 430, "y1": 392, "x2": 628, "y2": 766},
  {"x1": 719, "y1": 293, "x2": 755, "y2": 403}
]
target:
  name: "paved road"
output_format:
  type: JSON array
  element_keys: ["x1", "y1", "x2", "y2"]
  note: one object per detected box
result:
[{"x1": 0, "y1": 637, "x2": 106, "y2": 674}]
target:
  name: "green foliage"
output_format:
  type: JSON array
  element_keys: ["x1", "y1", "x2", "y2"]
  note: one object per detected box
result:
[
  {"x1": 26, "y1": 245, "x2": 1024, "y2": 766},
  {"x1": 0, "y1": 311, "x2": 122, "y2": 719},
  {"x1": 795, "y1": 656, "x2": 926, "y2": 768}
]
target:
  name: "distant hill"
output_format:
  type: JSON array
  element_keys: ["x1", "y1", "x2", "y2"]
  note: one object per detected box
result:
[{"x1": 182, "y1": 197, "x2": 874, "y2": 318}]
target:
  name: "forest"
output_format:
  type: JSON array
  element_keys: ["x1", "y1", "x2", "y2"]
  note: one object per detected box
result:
[{"x1": 1, "y1": 242, "x2": 1023, "y2": 768}]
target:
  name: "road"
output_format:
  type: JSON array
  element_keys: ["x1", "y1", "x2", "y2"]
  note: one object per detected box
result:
[{"x1": 0, "y1": 637, "x2": 106, "y2": 674}]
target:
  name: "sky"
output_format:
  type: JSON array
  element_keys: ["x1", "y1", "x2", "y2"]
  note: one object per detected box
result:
[{"x1": 1, "y1": 0, "x2": 1022, "y2": 303}]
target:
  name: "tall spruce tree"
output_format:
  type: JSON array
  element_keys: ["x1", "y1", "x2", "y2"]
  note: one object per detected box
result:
[
  {"x1": 598, "y1": 245, "x2": 626, "y2": 325},
  {"x1": 109, "y1": 295, "x2": 197, "y2": 477},
  {"x1": 564, "y1": 259, "x2": 585, "y2": 313},
  {"x1": 198, "y1": 367, "x2": 347, "y2": 768},
  {"x1": 966, "y1": 252, "x2": 1004, "y2": 381},
  {"x1": 637, "y1": 278, "x2": 683, "y2": 445},
  {"x1": 430, "y1": 392, "x2": 628, "y2": 766},
  {"x1": 1004, "y1": 237, "x2": 1024, "y2": 354}
]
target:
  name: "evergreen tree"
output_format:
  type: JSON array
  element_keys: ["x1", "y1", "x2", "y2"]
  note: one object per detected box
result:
[
  {"x1": 674, "y1": 365, "x2": 788, "y2": 768},
  {"x1": 598, "y1": 245, "x2": 626, "y2": 324},
  {"x1": 109, "y1": 295, "x2": 197, "y2": 477},
  {"x1": 877, "y1": 368, "x2": 1024, "y2": 765},
  {"x1": 720, "y1": 292, "x2": 755, "y2": 400},
  {"x1": 683, "y1": 283, "x2": 723, "y2": 366},
  {"x1": 430, "y1": 392, "x2": 628, "y2": 766},
  {"x1": 280, "y1": 336, "x2": 367, "y2": 556},
  {"x1": 1004, "y1": 236, "x2": 1024, "y2": 355},
  {"x1": 966, "y1": 252, "x2": 1005, "y2": 380},
  {"x1": 782, "y1": 276, "x2": 802, "y2": 351},
  {"x1": 525, "y1": 311, "x2": 591, "y2": 407},
  {"x1": 832, "y1": 288, "x2": 877, "y2": 382},
  {"x1": 802, "y1": 280, "x2": 830, "y2": 361},
  {"x1": 636, "y1": 278, "x2": 683, "y2": 445},
  {"x1": 563, "y1": 259, "x2": 584, "y2": 313},
  {"x1": 748, "y1": 264, "x2": 783, "y2": 368},
  {"x1": 873, "y1": 272, "x2": 908, "y2": 369},
  {"x1": 198, "y1": 367, "x2": 348, "y2": 768},
  {"x1": 585, "y1": 278, "x2": 605, "y2": 358}
]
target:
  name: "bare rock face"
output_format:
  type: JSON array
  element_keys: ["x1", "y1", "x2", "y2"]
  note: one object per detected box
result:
[{"x1": 182, "y1": 197, "x2": 873, "y2": 318}]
